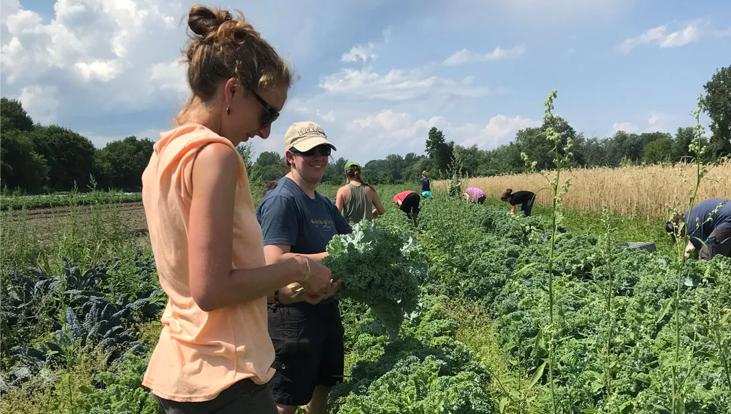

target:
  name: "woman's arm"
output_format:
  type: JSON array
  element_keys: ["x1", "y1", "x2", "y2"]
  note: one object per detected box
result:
[
  {"x1": 368, "y1": 187, "x2": 386, "y2": 216},
  {"x1": 335, "y1": 186, "x2": 347, "y2": 214},
  {"x1": 264, "y1": 244, "x2": 336, "y2": 304},
  {"x1": 187, "y1": 144, "x2": 330, "y2": 311}
]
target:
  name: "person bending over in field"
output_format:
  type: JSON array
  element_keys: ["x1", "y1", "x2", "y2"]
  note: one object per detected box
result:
[
  {"x1": 335, "y1": 161, "x2": 386, "y2": 225},
  {"x1": 141, "y1": 6, "x2": 331, "y2": 414},
  {"x1": 666, "y1": 198, "x2": 731, "y2": 260},
  {"x1": 393, "y1": 190, "x2": 421, "y2": 224},
  {"x1": 463, "y1": 187, "x2": 487, "y2": 204},
  {"x1": 500, "y1": 188, "x2": 535, "y2": 216},
  {"x1": 257, "y1": 121, "x2": 352, "y2": 414}
]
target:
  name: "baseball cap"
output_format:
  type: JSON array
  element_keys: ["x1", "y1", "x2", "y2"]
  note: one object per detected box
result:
[
  {"x1": 344, "y1": 160, "x2": 361, "y2": 172},
  {"x1": 283, "y1": 121, "x2": 336, "y2": 152}
]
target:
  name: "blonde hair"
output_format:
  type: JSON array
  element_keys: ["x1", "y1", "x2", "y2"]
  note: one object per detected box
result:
[{"x1": 182, "y1": 5, "x2": 291, "y2": 104}]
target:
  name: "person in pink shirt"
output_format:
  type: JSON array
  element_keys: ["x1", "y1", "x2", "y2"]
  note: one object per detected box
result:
[
  {"x1": 463, "y1": 187, "x2": 486, "y2": 204},
  {"x1": 141, "y1": 5, "x2": 332, "y2": 413}
]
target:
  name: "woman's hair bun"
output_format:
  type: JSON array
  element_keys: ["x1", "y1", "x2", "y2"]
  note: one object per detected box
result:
[{"x1": 188, "y1": 5, "x2": 233, "y2": 37}]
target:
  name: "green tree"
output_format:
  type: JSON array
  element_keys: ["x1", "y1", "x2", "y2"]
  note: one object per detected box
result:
[
  {"x1": 425, "y1": 127, "x2": 453, "y2": 175},
  {"x1": 94, "y1": 136, "x2": 154, "y2": 191},
  {"x1": 383, "y1": 154, "x2": 405, "y2": 182},
  {"x1": 323, "y1": 157, "x2": 347, "y2": 184},
  {"x1": 236, "y1": 142, "x2": 255, "y2": 173},
  {"x1": 32, "y1": 125, "x2": 96, "y2": 191},
  {"x1": 515, "y1": 116, "x2": 576, "y2": 170},
  {"x1": 642, "y1": 135, "x2": 673, "y2": 164},
  {"x1": 481, "y1": 142, "x2": 522, "y2": 175},
  {"x1": 363, "y1": 159, "x2": 391, "y2": 184},
  {"x1": 253, "y1": 151, "x2": 286, "y2": 183},
  {"x1": 0, "y1": 130, "x2": 48, "y2": 192},
  {"x1": 401, "y1": 153, "x2": 429, "y2": 183},
  {"x1": 452, "y1": 145, "x2": 486, "y2": 177},
  {"x1": 671, "y1": 127, "x2": 695, "y2": 162},
  {"x1": 605, "y1": 131, "x2": 642, "y2": 166},
  {"x1": 0, "y1": 98, "x2": 34, "y2": 132},
  {"x1": 577, "y1": 137, "x2": 609, "y2": 167},
  {"x1": 702, "y1": 65, "x2": 731, "y2": 159}
]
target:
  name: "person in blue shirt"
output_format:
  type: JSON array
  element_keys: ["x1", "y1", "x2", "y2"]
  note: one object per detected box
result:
[
  {"x1": 666, "y1": 198, "x2": 731, "y2": 259},
  {"x1": 257, "y1": 121, "x2": 351, "y2": 414},
  {"x1": 420, "y1": 170, "x2": 432, "y2": 198}
]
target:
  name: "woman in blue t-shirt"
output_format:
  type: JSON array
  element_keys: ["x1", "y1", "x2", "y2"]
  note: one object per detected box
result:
[
  {"x1": 420, "y1": 170, "x2": 432, "y2": 198},
  {"x1": 256, "y1": 121, "x2": 351, "y2": 414},
  {"x1": 666, "y1": 198, "x2": 731, "y2": 259}
]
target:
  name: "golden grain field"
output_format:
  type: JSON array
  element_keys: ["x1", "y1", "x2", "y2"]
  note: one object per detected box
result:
[{"x1": 435, "y1": 161, "x2": 731, "y2": 220}]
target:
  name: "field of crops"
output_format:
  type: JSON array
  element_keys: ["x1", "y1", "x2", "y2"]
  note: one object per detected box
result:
[
  {"x1": 1, "y1": 190, "x2": 730, "y2": 413},
  {"x1": 441, "y1": 161, "x2": 731, "y2": 220},
  {"x1": 0, "y1": 191, "x2": 141, "y2": 211}
]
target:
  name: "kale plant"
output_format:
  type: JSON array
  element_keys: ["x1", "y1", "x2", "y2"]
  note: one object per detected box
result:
[{"x1": 325, "y1": 221, "x2": 426, "y2": 340}]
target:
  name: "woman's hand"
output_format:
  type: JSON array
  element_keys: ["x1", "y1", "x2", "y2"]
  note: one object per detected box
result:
[
  {"x1": 302, "y1": 278, "x2": 342, "y2": 304},
  {"x1": 295, "y1": 255, "x2": 331, "y2": 296}
]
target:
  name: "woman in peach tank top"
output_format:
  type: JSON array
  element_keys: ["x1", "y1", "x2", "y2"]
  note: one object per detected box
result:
[{"x1": 141, "y1": 5, "x2": 332, "y2": 413}]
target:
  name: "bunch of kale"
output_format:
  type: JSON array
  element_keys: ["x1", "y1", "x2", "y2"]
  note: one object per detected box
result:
[{"x1": 325, "y1": 221, "x2": 426, "y2": 339}]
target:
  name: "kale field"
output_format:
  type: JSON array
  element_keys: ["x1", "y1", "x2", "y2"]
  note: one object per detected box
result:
[{"x1": 1, "y1": 191, "x2": 729, "y2": 413}]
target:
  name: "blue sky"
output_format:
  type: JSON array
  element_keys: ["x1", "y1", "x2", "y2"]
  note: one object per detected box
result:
[{"x1": 2, "y1": 0, "x2": 729, "y2": 164}]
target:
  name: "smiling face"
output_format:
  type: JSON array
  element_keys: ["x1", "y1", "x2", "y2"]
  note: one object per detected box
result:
[
  {"x1": 222, "y1": 80, "x2": 288, "y2": 145},
  {"x1": 286, "y1": 144, "x2": 332, "y2": 186}
]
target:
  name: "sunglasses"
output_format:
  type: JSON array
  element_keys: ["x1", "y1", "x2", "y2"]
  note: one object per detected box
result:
[
  {"x1": 290, "y1": 145, "x2": 332, "y2": 157},
  {"x1": 252, "y1": 90, "x2": 280, "y2": 128}
]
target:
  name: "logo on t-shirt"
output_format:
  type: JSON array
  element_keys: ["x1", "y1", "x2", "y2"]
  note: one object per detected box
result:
[{"x1": 310, "y1": 218, "x2": 334, "y2": 233}]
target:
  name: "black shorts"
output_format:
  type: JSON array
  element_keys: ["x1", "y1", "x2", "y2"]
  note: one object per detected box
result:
[
  {"x1": 399, "y1": 192, "x2": 421, "y2": 217},
  {"x1": 155, "y1": 379, "x2": 276, "y2": 414},
  {"x1": 267, "y1": 300, "x2": 344, "y2": 406}
]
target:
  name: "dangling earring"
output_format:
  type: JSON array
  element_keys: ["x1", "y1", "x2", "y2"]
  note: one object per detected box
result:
[{"x1": 226, "y1": 106, "x2": 231, "y2": 115}]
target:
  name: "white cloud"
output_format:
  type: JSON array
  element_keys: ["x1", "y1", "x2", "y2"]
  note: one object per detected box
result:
[
  {"x1": 618, "y1": 21, "x2": 703, "y2": 53},
  {"x1": 316, "y1": 109, "x2": 335, "y2": 122},
  {"x1": 75, "y1": 59, "x2": 122, "y2": 82},
  {"x1": 19, "y1": 85, "x2": 60, "y2": 124},
  {"x1": 351, "y1": 110, "x2": 446, "y2": 137},
  {"x1": 1, "y1": 0, "x2": 184, "y2": 111},
  {"x1": 455, "y1": 115, "x2": 540, "y2": 149},
  {"x1": 150, "y1": 59, "x2": 188, "y2": 97},
  {"x1": 320, "y1": 67, "x2": 489, "y2": 101},
  {"x1": 610, "y1": 112, "x2": 673, "y2": 136},
  {"x1": 341, "y1": 43, "x2": 376, "y2": 64},
  {"x1": 443, "y1": 45, "x2": 525, "y2": 66},
  {"x1": 347, "y1": 110, "x2": 446, "y2": 155},
  {"x1": 612, "y1": 121, "x2": 638, "y2": 133}
]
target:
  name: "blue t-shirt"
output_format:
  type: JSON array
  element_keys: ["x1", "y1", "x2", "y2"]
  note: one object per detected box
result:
[
  {"x1": 685, "y1": 198, "x2": 731, "y2": 249},
  {"x1": 257, "y1": 177, "x2": 351, "y2": 253},
  {"x1": 421, "y1": 177, "x2": 431, "y2": 192}
]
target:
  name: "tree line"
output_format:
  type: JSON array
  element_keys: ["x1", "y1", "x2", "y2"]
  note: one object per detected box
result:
[
  {"x1": 1, "y1": 65, "x2": 728, "y2": 192},
  {"x1": 1, "y1": 98, "x2": 154, "y2": 193}
]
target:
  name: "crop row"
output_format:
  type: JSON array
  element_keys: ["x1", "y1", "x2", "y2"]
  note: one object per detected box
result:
[{"x1": 415, "y1": 195, "x2": 731, "y2": 413}]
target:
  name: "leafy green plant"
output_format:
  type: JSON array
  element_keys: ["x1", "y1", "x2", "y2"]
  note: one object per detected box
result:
[{"x1": 325, "y1": 221, "x2": 426, "y2": 339}]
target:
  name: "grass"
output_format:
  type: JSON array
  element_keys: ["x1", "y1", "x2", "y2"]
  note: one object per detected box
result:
[{"x1": 445, "y1": 299, "x2": 543, "y2": 414}]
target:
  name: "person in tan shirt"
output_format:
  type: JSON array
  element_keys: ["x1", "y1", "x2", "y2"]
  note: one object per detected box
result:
[{"x1": 141, "y1": 5, "x2": 332, "y2": 413}]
